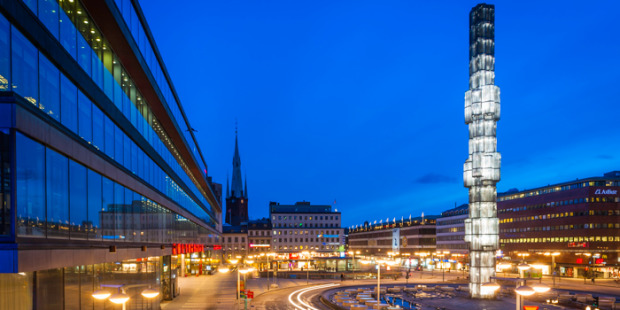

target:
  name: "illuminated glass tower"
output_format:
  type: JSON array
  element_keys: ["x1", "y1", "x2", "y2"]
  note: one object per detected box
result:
[{"x1": 463, "y1": 3, "x2": 500, "y2": 299}]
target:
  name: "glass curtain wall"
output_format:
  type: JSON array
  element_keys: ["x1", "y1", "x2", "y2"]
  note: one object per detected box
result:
[
  {"x1": 0, "y1": 10, "x2": 216, "y2": 228},
  {"x1": 16, "y1": 132, "x2": 208, "y2": 243},
  {"x1": 6, "y1": 0, "x2": 216, "y2": 227}
]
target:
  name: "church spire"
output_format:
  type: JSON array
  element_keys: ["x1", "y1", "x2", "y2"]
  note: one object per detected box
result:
[
  {"x1": 244, "y1": 174, "x2": 248, "y2": 198},
  {"x1": 231, "y1": 125, "x2": 243, "y2": 198}
]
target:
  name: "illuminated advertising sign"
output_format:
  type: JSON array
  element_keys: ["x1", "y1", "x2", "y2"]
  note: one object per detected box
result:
[
  {"x1": 172, "y1": 243, "x2": 205, "y2": 255},
  {"x1": 289, "y1": 253, "x2": 299, "y2": 260},
  {"x1": 567, "y1": 242, "x2": 588, "y2": 248},
  {"x1": 392, "y1": 228, "x2": 400, "y2": 252},
  {"x1": 249, "y1": 244, "x2": 270, "y2": 247},
  {"x1": 594, "y1": 189, "x2": 618, "y2": 195}
]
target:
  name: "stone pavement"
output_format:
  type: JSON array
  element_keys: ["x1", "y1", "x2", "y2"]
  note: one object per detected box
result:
[{"x1": 160, "y1": 272, "x2": 331, "y2": 310}]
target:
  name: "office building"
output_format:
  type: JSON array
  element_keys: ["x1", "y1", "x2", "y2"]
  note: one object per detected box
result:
[
  {"x1": 222, "y1": 225, "x2": 248, "y2": 261},
  {"x1": 0, "y1": 0, "x2": 221, "y2": 308},
  {"x1": 270, "y1": 201, "x2": 344, "y2": 253},
  {"x1": 225, "y1": 130, "x2": 248, "y2": 226},
  {"x1": 498, "y1": 171, "x2": 620, "y2": 278},
  {"x1": 348, "y1": 216, "x2": 437, "y2": 256},
  {"x1": 463, "y1": 3, "x2": 501, "y2": 298},
  {"x1": 248, "y1": 218, "x2": 272, "y2": 254},
  {"x1": 436, "y1": 204, "x2": 468, "y2": 254}
]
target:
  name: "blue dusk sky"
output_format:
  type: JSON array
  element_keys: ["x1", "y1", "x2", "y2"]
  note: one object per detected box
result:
[{"x1": 139, "y1": 0, "x2": 620, "y2": 227}]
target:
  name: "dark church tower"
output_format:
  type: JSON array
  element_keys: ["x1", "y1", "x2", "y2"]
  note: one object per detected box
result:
[{"x1": 225, "y1": 129, "x2": 248, "y2": 225}]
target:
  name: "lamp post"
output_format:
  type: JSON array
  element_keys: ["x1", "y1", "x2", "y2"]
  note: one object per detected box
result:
[
  {"x1": 484, "y1": 279, "x2": 550, "y2": 310},
  {"x1": 415, "y1": 252, "x2": 429, "y2": 279},
  {"x1": 92, "y1": 284, "x2": 160, "y2": 310},
  {"x1": 436, "y1": 251, "x2": 450, "y2": 282},
  {"x1": 544, "y1": 252, "x2": 560, "y2": 287},
  {"x1": 302, "y1": 251, "x2": 310, "y2": 284},
  {"x1": 361, "y1": 259, "x2": 395, "y2": 307},
  {"x1": 516, "y1": 253, "x2": 530, "y2": 278}
]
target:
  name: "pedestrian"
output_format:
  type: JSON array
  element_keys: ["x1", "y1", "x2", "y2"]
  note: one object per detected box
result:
[
  {"x1": 340, "y1": 273, "x2": 344, "y2": 282},
  {"x1": 592, "y1": 276, "x2": 595, "y2": 284}
]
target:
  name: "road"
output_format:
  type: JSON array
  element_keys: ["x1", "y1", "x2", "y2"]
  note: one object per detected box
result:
[{"x1": 161, "y1": 270, "x2": 620, "y2": 309}]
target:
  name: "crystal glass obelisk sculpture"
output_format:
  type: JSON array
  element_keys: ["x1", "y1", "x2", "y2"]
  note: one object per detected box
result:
[{"x1": 463, "y1": 3, "x2": 500, "y2": 299}]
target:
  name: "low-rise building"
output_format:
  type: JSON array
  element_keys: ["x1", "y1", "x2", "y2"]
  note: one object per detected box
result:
[
  {"x1": 270, "y1": 201, "x2": 344, "y2": 253},
  {"x1": 222, "y1": 225, "x2": 248, "y2": 261},
  {"x1": 348, "y1": 216, "x2": 438, "y2": 257},
  {"x1": 436, "y1": 204, "x2": 468, "y2": 254},
  {"x1": 248, "y1": 218, "x2": 272, "y2": 254}
]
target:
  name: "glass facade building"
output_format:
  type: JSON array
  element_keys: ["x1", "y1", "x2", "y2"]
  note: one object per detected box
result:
[{"x1": 0, "y1": 0, "x2": 222, "y2": 308}]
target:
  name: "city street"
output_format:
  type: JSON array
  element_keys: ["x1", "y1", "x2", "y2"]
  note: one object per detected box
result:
[{"x1": 160, "y1": 270, "x2": 620, "y2": 309}]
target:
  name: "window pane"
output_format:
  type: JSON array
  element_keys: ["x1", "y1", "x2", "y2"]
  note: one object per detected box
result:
[
  {"x1": 36, "y1": 269, "x2": 63, "y2": 310},
  {"x1": 0, "y1": 130, "x2": 10, "y2": 236},
  {"x1": 38, "y1": 0, "x2": 59, "y2": 39},
  {"x1": 123, "y1": 133, "x2": 130, "y2": 170},
  {"x1": 46, "y1": 148, "x2": 69, "y2": 238},
  {"x1": 114, "y1": 182, "x2": 124, "y2": 240},
  {"x1": 69, "y1": 160, "x2": 87, "y2": 240},
  {"x1": 60, "y1": 74, "x2": 77, "y2": 132},
  {"x1": 11, "y1": 28, "x2": 38, "y2": 106},
  {"x1": 0, "y1": 14, "x2": 10, "y2": 91},
  {"x1": 104, "y1": 117, "x2": 114, "y2": 159},
  {"x1": 16, "y1": 133, "x2": 46, "y2": 237},
  {"x1": 114, "y1": 125, "x2": 123, "y2": 166},
  {"x1": 87, "y1": 169, "x2": 102, "y2": 240},
  {"x1": 91, "y1": 52, "x2": 103, "y2": 88},
  {"x1": 77, "y1": 91, "x2": 92, "y2": 142},
  {"x1": 101, "y1": 177, "x2": 114, "y2": 240},
  {"x1": 92, "y1": 105, "x2": 104, "y2": 151},
  {"x1": 77, "y1": 35, "x2": 91, "y2": 76},
  {"x1": 38, "y1": 54, "x2": 60, "y2": 121},
  {"x1": 124, "y1": 187, "x2": 134, "y2": 242},
  {"x1": 59, "y1": 10, "x2": 76, "y2": 59},
  {"x1": 23, "y1": 0, "x2": 37, "y2": 14}
]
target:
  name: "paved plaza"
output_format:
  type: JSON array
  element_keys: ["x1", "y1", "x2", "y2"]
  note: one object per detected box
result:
[{"x1": 160, "y1": 270, "x2": 620, "y2": 309}]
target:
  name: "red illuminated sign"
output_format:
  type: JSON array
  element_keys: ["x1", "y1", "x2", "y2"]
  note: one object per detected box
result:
[
  {"x1": 523, "y1": 306, "x2": 539, "y2": 310},
  {"x1": 567, "y1": 242, "x2": 588, "y2": 248},
  {"x1": 172, "y1": 243, "x2": 205, "y2": 255},
  {"x1": 289, "y1": 253, "x2": 299, "y2": 260},
  {"x1": 213, "y1": 245, "x2": 222, "y2": 250},
  {"x1": 576, "y1": 258, "x2": 583, "y2": 264},
  {"x1": 595, "y1": 258, "x2": 604, "y2": 264}
]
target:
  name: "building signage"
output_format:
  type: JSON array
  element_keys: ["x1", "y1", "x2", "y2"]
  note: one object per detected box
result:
[
  {"x1": 289, "y1": 253, "x2": 300, "y2": 260},
  {"x1": 392, "y1": 228, "x2": 400, "y2": 252},
  {"x1": 567, "y1": 242, "x2": 588, "y2": 248},
  {"x1": 594, "y1": 189, "x2": 618, "y2": 195},
  {"x1": 172, "y1": 243, "x2": 205, "y2": 255},
  {"x1": 213, "y1": 245, "x2": 222, "y2": 250},
  {"x1": 249, "y1": 244, "x2": 270, "y2": 247}
]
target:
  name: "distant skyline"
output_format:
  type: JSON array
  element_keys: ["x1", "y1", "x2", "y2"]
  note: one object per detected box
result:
[{"x1": 140, "y1": 0, "x2": 620, "y2": 227}]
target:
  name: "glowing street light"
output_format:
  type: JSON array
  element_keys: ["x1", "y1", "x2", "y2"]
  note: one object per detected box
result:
[
  {"x1": 92, "y1": 290, "x2": 111, "y2": 300},
  {"x1": 361, "y1": 259, "x2": 395, "y2": 307},
  {"x1": 109, "y1": 293, "x2": 130, "y2": 304}
]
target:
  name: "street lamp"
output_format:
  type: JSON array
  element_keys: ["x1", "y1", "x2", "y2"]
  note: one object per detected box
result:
[
  {"x1": 485, "y1": 280, "x2": 550, "y2": 310},
  {"x1": 544, "y1": 252, "x2": 561, "y2": 287},
  {"x1": 265, "y1": 252, "x2": 276, "y2": 288},
  {"x1": 92, "y1": 284, "x2": 159, "y2": 310},
  {"x1": 436, "y1": 251, "x2": 450, "y2": 282},
  {"x1": 237, "y1": 268, "x2": 251, "y2": 300},
  {"x1": 302, "y1": 251, "x2": 310, "y2": 284},
  {"x1": 361, "y1": 259, "x2": 396, "y2": 307},
  {"x1": 414, "y1": 252, "x2": 429, "y2": 279}
]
